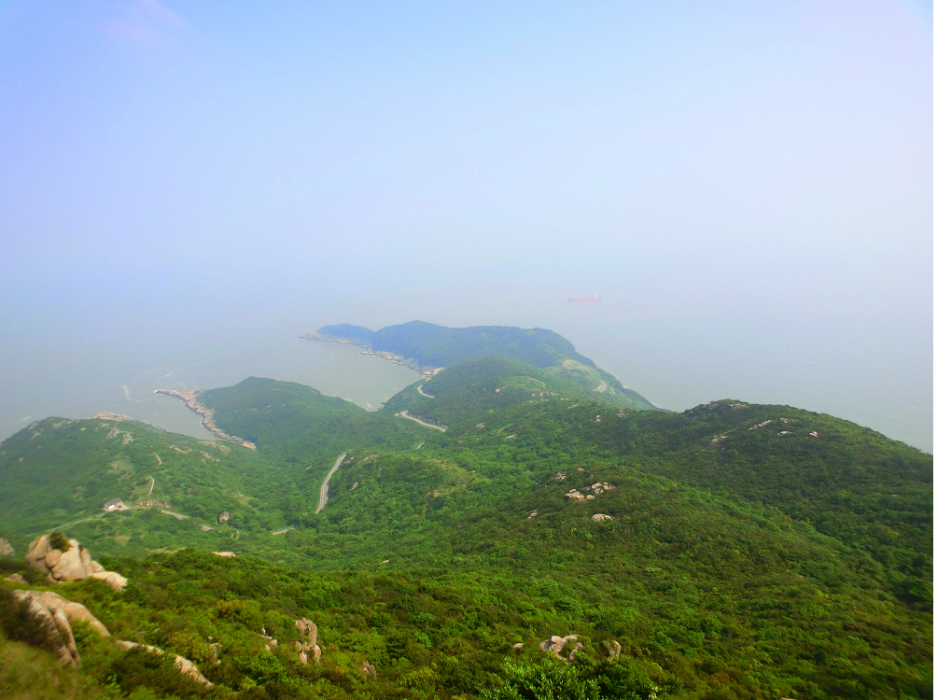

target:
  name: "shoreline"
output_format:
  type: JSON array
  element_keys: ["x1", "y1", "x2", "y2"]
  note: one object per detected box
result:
[
  {"x1": 300, "y1": 332, "x2": 443, "y2": 378},
  {"x1": 154, "y1": 389, "x2": 257, "y2": 450}
]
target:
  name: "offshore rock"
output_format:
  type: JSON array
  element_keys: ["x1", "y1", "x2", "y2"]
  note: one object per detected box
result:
[{"x1": 13, "y1": 590, "x2": 110, "y2": 668}]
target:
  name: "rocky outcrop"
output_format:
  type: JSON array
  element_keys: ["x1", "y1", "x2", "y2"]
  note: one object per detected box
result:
[
  {"x1": 25, "y1": 534, "x2": 127, "y2": 591},
  {"x1": 155, "y1": 389, "x2": 257, "y2": 449},
  {"x1": 361, "y1": 661, "x2": 377, "y2": 678},
  {"x1": 213, "y1": 551, "x2": 236, "y2": 558},
  {"x1": 0, "y1": 537, "x2": 14, "y2": 556},
  {"x1": 6, "y1": 573, "x2": 26, "y2": 583},
  {"x1": 565, "y1": 482, "x2": 616, "y2": 503},
  {"x1": 91, "y1": 571, "x2": 129, "y2": 591},
  {"x1": 12, "y1": 590, "x2": 110, "y2": 667},
  {"x1": 539, "y1": 634, "x2": 582, "y2": 660},
  {"x1": 591, "y1": 513, "x2": 614, "y2": 522},
  {"x1": 115, "y1": 641, "x2": 212, "y2": 687},
  {"x1": 295, "y1": 618, "x2": 321, "y2": 664}
]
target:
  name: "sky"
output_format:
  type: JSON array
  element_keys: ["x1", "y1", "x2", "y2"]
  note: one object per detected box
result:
[{"x1": 1, "y1": 1, "x2": 931, "y2": 450}]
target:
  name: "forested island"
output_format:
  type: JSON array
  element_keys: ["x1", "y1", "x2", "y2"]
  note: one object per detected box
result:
[
  {"x1": 306, "y1": 321, "x2": 656, "y2": 410},
  {"x1": 0, "y1": 326, "x2": 930, "y2": 699}
]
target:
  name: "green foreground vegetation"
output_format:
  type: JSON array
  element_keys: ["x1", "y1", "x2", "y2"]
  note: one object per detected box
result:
[{"x1": 0, "y1": 353, "x2": 930, "y2": 699}]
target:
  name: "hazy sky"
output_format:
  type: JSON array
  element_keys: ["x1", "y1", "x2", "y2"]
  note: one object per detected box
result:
[{"x1": 1, "y1": 2, "x2": 931, "y2": 449}]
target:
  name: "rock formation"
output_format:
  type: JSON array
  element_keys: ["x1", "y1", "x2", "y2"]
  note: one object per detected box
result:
[
  {"x1": 604, "y1": 639, "x2": 622, "y2": 659},
  {"x1": 6, "y1": 573, "x2": 26, "y2": 583},
  {"x1": 115, "y1": 641, "x2": 212, "y2": 686},
  {"x1": 294, "y1": 618, "x2": 321, "y2": 664},
  {"x1": 591, "y1": 513, "x2": 614, "y2": 522},
  {"x1": 12, "y1": 590, "x2": 110, "y2": 667},
  {"x1": 361, "y1": 660, "x2": 377, "y2": 678},
  {"x1": 25, "y1": 534, "x2": 127, "y2": 591},
  {"x1": 213, "y1": 551, "x2": 236, "y2": 558},
  {"x1": 0, "y1": 537, "x2": 14, "y2": 556},
  {"x1": 538, "y1": 634, "x2": 582, "y2": 661}
]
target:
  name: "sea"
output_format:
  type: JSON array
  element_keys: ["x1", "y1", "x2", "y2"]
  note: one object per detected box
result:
[
  {"x1": 1, "y1": 315, "x2": 930, "y2": 454},
  {"x1": 0, "y1": 337, "x2": 421, "y2": 443}
]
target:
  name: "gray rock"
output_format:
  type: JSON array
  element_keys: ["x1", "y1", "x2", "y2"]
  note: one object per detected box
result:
[
  {"x1": 538, "y1": 634, "x2": 579, "y2": 660},
  {"x1": 295, "y1": 618, "x2": 321, "y2": 664},
  {"x1": 116, "y1": 641, "x2": 212, "y2": 686},
  {"x1": 26, "y1": 534, "x2": 127, "y2": 588},
  {"x1": 0, "y1": 537, "x2": 14, "y2": 556},
  {"x1": 90, "y1": 571, "x2": 128, "y2": 591},
  {"x1": 13, "y1": 590, "x2": 110, "y2": 668},
  {"x1": 25, "y1": 535, "x2": 51, "y2": 573}
]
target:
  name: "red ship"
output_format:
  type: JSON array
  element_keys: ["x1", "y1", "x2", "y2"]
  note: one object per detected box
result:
[{"x1": 568, "y1": 295, "x2": 601, "y2": 302}]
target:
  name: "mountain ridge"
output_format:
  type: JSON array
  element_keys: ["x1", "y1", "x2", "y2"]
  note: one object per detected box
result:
[
  {"x1": 307, "y1": 321, "x2": 657, "y2": 410},
  {"x1": 0, "y1": 329, "x2": 931, "y2": 699}
]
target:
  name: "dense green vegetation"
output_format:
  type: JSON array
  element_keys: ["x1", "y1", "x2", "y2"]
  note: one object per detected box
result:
[
  {"x1": 0, "y1": 352, "x2": 931, "y2": 699},
  {"x1": 314, "y1": 321, "x2": 656, "y2": 410}
]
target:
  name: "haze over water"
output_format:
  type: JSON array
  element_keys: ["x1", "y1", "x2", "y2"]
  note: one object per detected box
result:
[{"x1": 1, "y1": 3, "x2": 930, "y2": 452}]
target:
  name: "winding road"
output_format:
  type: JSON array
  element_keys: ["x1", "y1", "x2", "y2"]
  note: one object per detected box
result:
[
  {"x1": 596, "y1": 380, "x2": 608, "y2": 393},
  {"x1": 316, "y1": 453, "x2": 347, "y2": 514},
  {"x1": 398, "y1": 411, "x2": 447, "y2": 432},
  {"x1": 416, "y1": 383, "x2": 435, "y2": 398}
]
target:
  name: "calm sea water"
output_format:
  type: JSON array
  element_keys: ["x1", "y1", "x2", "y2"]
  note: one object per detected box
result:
[
  {"x1": 0, "y1": 339, "x2": 421, "y2": 442},
  {"x1": 1, "y1": 315, "x2": 930, "y2": 454}
]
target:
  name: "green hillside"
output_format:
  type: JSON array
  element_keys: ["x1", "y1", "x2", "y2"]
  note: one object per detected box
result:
[
  {"x1": 313, "y1": 321, "x2": 656, "y2": 410},
  {"x1": 380, "y1": 355, "x2": 595, "y2": 427},
  {"x1": 0, "y1": 355, "x2": 931, "y2": 699}
]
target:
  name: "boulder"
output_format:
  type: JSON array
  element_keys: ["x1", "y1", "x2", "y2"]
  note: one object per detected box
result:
[
  {"x1": 115, "y1": 641, "x2": 212, "y2": 687},
  {"x1": 26, "y1": 534, "x2": 127, "y2": 588},
  {"x1": 0, "y1": 537, "x2": 14, "y2": 556},
  {"x1": 12, "y1": 590, "x2": 110, "y2": 668},
  {"x1": 295, "y1": 618, "x2": 321, "y2": 664},
  {"x1": 592, "y1": 513, "x2": 614, "y2": 522},
  {"x1": 213, "y1": 551, "x2": 236, "y2": 558},
  {"x1": 538, "y1": 634, "x2": 579, "y2": 660},
  {"x1": 25, "y1": 535, "x2": 51, "y2": 572},
  {"x1": 5, "y1": 573, "x2": 26, "y2": 583},
  {"x1": 49, "y1": 543, "x2": 86, "y2": 581},
  {"x1": 90, "y1": 571, "x2": 128, "y2": 591}
]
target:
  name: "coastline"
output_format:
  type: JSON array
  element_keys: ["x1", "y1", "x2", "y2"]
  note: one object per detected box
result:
[
  {"x1": 300, "y1": 332, "x2": 443, "y2": 378},
  {"x1": 154, "y1": 389, "x2": 257, "y2": 450}
]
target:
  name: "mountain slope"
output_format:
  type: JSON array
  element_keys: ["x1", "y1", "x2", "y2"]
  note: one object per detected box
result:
[{"x1": 0, "y1": 354, "x2": 931, "y2": 699}]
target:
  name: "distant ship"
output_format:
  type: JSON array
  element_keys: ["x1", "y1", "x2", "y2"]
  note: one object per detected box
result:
[{"x1": 568, "y1": 295, "x2": 601, "y2": 302}]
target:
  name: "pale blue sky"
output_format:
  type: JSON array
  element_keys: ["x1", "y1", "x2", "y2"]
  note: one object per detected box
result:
[{"x1": 1, "y1": 1, "x2": 931, "y2": 449}]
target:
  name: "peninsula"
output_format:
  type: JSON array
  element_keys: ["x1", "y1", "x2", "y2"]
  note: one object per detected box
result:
[
  {"x1": 155, "y1": 389, "x2": 257, "y2": 450},
  {"x1": 304, "y1": 320, "x2": 657, "y2": 410}
]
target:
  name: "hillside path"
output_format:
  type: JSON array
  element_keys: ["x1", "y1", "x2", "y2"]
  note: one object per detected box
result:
[
  {"x1": 316, "y1": 453, "x2": 347, "y2": 514},
  {"x1": 398, "y1": 411, "x2": 447, "y2": 432}
]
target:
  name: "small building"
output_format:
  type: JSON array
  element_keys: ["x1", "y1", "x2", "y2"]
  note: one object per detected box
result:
[
  {"x1": 103, "y1": 498, "x2": 128, "y2": 512},
  {"x1": 218, "y1": 511, "x2": 230, "y2": 524}
]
